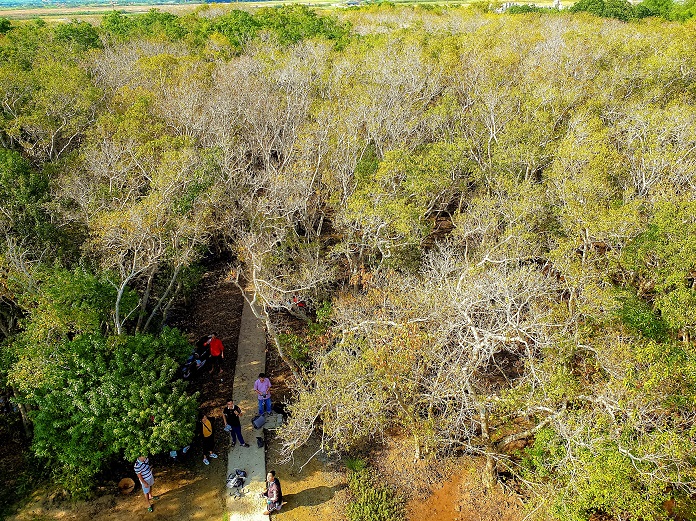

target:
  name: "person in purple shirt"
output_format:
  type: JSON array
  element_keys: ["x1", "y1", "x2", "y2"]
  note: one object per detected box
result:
[{"x1": 254, "y1": 373, "x2": 272, "y2": 416}]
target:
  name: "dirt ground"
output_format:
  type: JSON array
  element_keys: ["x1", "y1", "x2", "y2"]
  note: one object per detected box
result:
[
  {"x1": 5, "y1": 266, "x2": 348, "y2": 521},
  {"x1": 405, "y1": 461, "x2": 524, "y2": 521},
  {"x1": 262, "y1": 331, "x2": 349, "y2": 521},
  {"x1": 4, "y1": 265, "x2": 525, "y2": 521},
  {"x1": 373, "y1": 434, "x2": 524, "y2": 521}
]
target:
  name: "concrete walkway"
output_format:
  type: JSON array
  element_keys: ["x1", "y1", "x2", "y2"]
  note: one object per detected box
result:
[{"x1": 225, "y1": 297, "x2": 278, "y2": 520}]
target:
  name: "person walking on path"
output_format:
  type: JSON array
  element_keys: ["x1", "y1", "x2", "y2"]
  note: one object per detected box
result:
[
  {"x1": 254, "y1": 373, "x2": 272, "y2": 416},
  {"x1": 222, "y1": 399, "x2": 249, "y2": 448},
  {"x1": 205, "y1": 333, "x2": 224, "y2": 376},
  {"x1": 199, "y1": 413, "x2": 218, "y2": 465},
  {"x1": 261, "y1": 470, "x2": 283, "y2": 515},
  {"x1": 134, "y1": 455, "x2": 159, "y2": 512}
]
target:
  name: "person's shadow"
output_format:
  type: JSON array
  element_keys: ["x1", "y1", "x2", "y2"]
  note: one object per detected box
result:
[{"x1": 280, "y1": 484, "x2": 346, "y2": 512}]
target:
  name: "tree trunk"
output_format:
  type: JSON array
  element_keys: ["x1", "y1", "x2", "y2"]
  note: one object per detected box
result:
[
  {"x1": 479, "y1": 405, "x2": 497, "y2": 490},
  {"x1": 160, "y1": 281, "x2": 182, "y2": 328},
  {"x1": 264, "y1": 313, "x2": 304, "y2": 384},
  {"x1": 483, "y1": 453, "x2": 496, "y2": 489},
  {"x1": 136, "y1": 270, "x2": 156, "y2": 333},
  {"x1": 114, "y1": 281, "x2": 128, "y2": 335},
  {"x1": 12, "y1": 388, "x2": 32, "y2": 438},
  {"x1": 413, "y1": 433, "x2": 421, "y2": 463},
  {"x1": 144, "y1": 267, "x2": 180, "y2": 332}
]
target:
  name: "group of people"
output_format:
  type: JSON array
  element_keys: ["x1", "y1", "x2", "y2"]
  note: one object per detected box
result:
[
  {"x1": 212, "y1": 372, "x2": 274, "y2": 458},
  {"x1": 199, "y1": 333, "x2": 227, "y2": 465},
  {"x1": 133, "y1": 332, "x2": 279, "y2": 514}
]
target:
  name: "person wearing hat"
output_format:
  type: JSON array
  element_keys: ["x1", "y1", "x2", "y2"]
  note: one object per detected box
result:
[{"x1": 134, "y1": 455, "x2": 158, "y2": 512}]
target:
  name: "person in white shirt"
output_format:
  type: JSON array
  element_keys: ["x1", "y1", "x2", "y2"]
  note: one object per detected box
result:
[{"x1": 134, "y1": 455, "x2": 158, "y2": 512}]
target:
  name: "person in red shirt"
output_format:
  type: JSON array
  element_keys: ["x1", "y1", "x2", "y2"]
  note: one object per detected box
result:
[{"x1": 205, "y1": 333, "x2": 224, "y2": 376}]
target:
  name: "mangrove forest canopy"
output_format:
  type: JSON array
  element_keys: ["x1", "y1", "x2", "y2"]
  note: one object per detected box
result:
[{"x1": 0, "y1": 4, "x2": 695, "y2": 520}]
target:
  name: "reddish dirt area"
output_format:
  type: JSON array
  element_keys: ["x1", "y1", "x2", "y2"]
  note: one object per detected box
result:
[
  {"x1": 373, "y1": 436, "x2": 524, "y2": 521},
  {"x1": 406, "y1": 462, "x2": 524, "y2": 521}
]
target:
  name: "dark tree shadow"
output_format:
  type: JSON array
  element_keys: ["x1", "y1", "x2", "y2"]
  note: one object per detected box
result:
[{"x1": 278, "y1": 484, "x2": 347, "y2": 512}]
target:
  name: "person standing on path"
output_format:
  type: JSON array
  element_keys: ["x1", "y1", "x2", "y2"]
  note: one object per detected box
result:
[
  {"x1": 205, "y1": 333, "x2": 224, "y2": 376},
  {"x1": 134, "y1": 455, "x2": 158, "y2": 512},
  {"x1": 222, "y1": 399, "x2": 250, "y2": 447},
  {"x1": 261, "y1": 470, "x2": 283, "y2": 515},
  {"x1": 254, "y1": 373, "x2": 272, "y2": 416},
  {"x1": 199, "y1": 413, "x2": 218, "y2": 465}
]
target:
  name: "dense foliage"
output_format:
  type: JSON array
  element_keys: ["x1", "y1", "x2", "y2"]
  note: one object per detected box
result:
[
  {"x1": 346, "y1": 459, "x2": 404, "y2": 521},
  {"x1": 25, "y1": 330, "x2": 197, "y2": 497},
  {"x1": 570, "y1": 0, "x2": 696, "y2": 20},
  {"x1": 0, "y1": 4, "x2": 695, "y2": 519}
]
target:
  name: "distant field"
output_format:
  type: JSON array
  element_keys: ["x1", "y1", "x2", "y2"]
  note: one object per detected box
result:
[
  {"x1": 0, "y1": 0, "x2": 557, "y2": 21},
  {"x1": 0, "y1": 0, "x2": 337, "y2": 20}
]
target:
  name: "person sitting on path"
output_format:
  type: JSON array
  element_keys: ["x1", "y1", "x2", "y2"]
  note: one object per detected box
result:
[
  {"x1": 199, "y1": 413, "x2": 218, "y2": 465},
  {"x1": 205, "y1": 333, "x2": 224, "y2": 376},
  {"x1": 134, "y1": 455, "x2": 159, "y2": 513},
  {"x1": 261, "y1": 470, "x2": 283, "y2": 515},
  {"x1": 254, "y1": 372, "x2": 272, "y2": 416},
  {"x1": 222, "y1": 399, "x2": 249, "y2": 448}
]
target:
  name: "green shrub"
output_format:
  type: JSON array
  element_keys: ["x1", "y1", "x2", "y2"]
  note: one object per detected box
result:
[
  {"x1": 346, "y1": 465, "x2": 403, "y2": 521},
  {"x1": 278, "y1": 332, "x2": 311, "y2": 368},
  {"x1": 14, "y1": 329, "x2": 197, "y2": 497},
  {"x1": 0, "y1": 18, "x2": 11, "y2": 34}
]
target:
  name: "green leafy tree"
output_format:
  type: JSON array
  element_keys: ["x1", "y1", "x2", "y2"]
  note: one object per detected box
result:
[
  {"x1": 571, "y1": 0, "x2": 636, "y2": 19},
  {"x1": 0, "y1": 148, "x2": 51, "y2": 246},
  {"x1": 620, "y1": 200, "x2": 696, "y2": 342},
  {"x1": 0, "y1": 18, "x2": 11, "y2": 35},
  {"x1": 101, "y1": 10, "x2": 186, "y2": 41},
  {"x1": 19, "y1": 329, "x2": 196, "y2": 496},
  {"x1": 254, "y1": 5, "x2": 350, "y2": 46},
  {"x1": 525, "y1": 336, "x2": 696, "y2": 521},
  {"x1": 53, "y1": 21, "x2": 102, "y2": 52},
  {"x1": 634, "y1": 0, "x2": 675, "y2": 18},
  {"x1": 209, "y1": 10, "x2": 260, "y2": 51},
  {"x1": 100, "y1": 11, "x2": 135, "y2": 40}
]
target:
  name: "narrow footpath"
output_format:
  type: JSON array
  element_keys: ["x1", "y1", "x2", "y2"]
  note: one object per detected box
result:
[{"x1": 225, "y1": 297, "x2": 281, "y2": 520}]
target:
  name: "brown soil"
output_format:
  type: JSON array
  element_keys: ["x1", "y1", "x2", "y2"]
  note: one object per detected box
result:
[
  {"x1": 264, "y1": 437, "x2": 349, "y2": 521},
  {"x1": 5, "y1": 266, "x2": 526, "y2": 521},
  {"x1": 373, "y1": 435, "x2": 524, "y2": 521},
  {"x1": 406, "y1": 461, "x2": 524, "y2": 521},
  {"x1": 262, "y1": 321, "x2": 349, "y2": 521}
]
